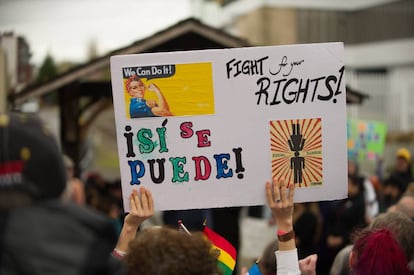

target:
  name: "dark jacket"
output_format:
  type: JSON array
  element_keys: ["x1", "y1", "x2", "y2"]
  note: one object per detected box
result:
[{"x1": 0, "y1": 200, "x2": 125, "y2": 275}]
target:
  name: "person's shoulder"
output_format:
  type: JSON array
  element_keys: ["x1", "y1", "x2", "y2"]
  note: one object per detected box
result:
[
  {"x1": 7, "y1": 200, "x2": 116, "y2": 234},
  {"x1": 1, "y1": 200, "x2": 123, "y2": 275}
]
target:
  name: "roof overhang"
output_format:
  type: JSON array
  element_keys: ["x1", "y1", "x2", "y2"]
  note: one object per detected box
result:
[{"x1": 10, "y1": 18, "x2": 250, "y2": 105}]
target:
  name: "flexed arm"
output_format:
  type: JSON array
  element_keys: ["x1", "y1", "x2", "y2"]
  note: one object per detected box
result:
[{"x1": 147, "y1": 83, "x2": 173, "y2": 116}]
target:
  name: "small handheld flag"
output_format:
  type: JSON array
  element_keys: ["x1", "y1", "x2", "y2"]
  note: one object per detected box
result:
[
  {"x1": 178, "y1": 220, "x2": 192, "y2": 236},
  {"x1": 203, "y1": 225, "x2": 237, "y2": 275},
  {"x1": 247, "y1": 262, "x2": 262, "y2": 275}
]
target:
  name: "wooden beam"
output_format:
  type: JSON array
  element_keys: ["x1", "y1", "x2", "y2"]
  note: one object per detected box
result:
[
  {"x1": 386, "y1": 131, "x2": 414, "y2": 143},
  {"x1": 59, "y1": 83, "x2": 82, "y2": 176},
  {"x1": 11, "y1": 19, "x2": 249, "y2": 105}
]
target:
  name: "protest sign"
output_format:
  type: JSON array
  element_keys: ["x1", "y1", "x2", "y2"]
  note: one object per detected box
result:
[
  {"x1": 347, "y1": 118, "x2": 387, "y2": 162},
  {"x1": 110, "y1": 42, "x2": 348, "y2": 211}
]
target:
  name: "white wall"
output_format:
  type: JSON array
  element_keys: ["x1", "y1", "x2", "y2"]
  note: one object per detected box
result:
[
  {"x1": 345, "y1": 38, "x2": 414, "y2": 69},
  {"x1": 0, "y1": 36, "x2": 18, "y2": 89},
  {"x1": 191, "y1": 0, "x2": 399, "y2": 28}
]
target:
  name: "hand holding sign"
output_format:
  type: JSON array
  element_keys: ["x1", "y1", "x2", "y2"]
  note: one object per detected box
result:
[
  {"x1": 125, "y1": 187, "x2": 154, "y2": 228},
  {"x1": 110, "y1": 42, "x2": 348, "y2": 211},
  {"x1": 115, "y1": 186, "x2": 154, "y2": 253}
]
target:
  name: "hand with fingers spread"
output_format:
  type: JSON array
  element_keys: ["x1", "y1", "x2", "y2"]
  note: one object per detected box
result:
[
  {"x1": 124, "y1": 187, "x2": 154, "y2": 228},
  {"x1": 266, "y1": 178, "x2": 295, "y2": 233},
  {"x1": 266, "y1": 178, "x2": 300, "y2": 275},
  {"x1": 114, "y1": 186, "x2": 154, "y2": 256}
]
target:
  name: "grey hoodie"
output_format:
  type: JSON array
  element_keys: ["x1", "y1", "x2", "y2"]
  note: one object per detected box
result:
[{"x1": 0, "y1": 200, "x2": 125, "y2": 275}]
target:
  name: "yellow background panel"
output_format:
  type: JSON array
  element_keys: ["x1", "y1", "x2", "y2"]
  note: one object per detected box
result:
[{"x1": 123, "y1": 63, "x2": 214, "y2": 118}]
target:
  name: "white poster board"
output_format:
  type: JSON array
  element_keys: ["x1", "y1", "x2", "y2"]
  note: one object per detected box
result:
[{"x1": 110, "y1": 42, "x2": 348, "y2": 211}]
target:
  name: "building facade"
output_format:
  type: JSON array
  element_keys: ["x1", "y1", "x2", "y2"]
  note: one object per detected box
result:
[
  {"x1": 192, "y1": 0, "x2": 414, "y2": 133},
  {"x1": 0, "y1": 32, "x2": 33, "y2": 93}
]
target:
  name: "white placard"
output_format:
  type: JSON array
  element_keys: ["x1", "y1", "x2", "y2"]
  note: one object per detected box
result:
[{"x1": 110, "y1": 42, "x2": 348, "y2": 211}]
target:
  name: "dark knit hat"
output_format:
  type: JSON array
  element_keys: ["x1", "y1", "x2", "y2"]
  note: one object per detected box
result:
[{"x1": 0, "y1": 112, "x2": 66, "y2": 200}]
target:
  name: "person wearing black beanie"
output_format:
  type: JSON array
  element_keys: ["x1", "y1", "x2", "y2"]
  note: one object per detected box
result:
[{"x1": 0, "y1": 112, "x2": 125, "y2": 275}]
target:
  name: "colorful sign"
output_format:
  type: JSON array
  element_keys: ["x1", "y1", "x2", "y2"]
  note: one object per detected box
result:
[
  {"x1": 347, "y1": 119, "x2": 387, "y2": 162},
  {"x1": 110, "y1": 42, "x2": 348, "y2": 211},
  {"x1": 270, "y1": 118, "x2": 323, "y2": 187}
]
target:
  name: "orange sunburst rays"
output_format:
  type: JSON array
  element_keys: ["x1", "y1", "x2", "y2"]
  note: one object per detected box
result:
[{"x1": 270, "y1": 118, "x2": 322, "y2": 187}]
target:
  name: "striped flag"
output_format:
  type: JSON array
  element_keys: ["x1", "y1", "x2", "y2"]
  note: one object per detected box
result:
[{"x1": 203, "y1": 226, "x2": 237, "y2": 275}]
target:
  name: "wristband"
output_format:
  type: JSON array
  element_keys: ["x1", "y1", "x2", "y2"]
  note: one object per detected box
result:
[
  {"x1": 112, "y1": 248, "x2": 127, "y2": 258},
  {"x1": 277, "y1": 229, "x2": 295, "y2": 242}
]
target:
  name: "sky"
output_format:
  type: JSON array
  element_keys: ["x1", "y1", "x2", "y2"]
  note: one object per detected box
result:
[{"x1": 0, "y1": 0, "x2": 192, "y2": 66}]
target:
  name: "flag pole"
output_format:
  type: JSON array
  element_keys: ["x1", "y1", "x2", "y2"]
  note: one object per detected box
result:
[{"x1": 178, "y1": 220, "x2": 192, "y2": 236}]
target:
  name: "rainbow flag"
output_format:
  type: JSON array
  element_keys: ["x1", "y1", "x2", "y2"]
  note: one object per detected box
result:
[{"x1": 203, "y1": 226, "x2": 237, "y2": 275}]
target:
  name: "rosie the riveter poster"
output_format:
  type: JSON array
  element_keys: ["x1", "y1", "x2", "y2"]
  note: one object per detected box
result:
[{"x1": 110, "y1": 42, "x2": 348, "y2": 211}]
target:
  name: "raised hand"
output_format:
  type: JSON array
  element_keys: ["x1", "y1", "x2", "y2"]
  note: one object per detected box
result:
[
  {"x1": 266, "y1": 178, "x2": 295, "y2": 232},
  {"x1": 299, "y1": 254, "x2": 318, "y2": 275},
  {"x1": 115, "y1": 187, "x2": 154, "y2": 254},
  {"x1": 124, "y1": 187, "x2": 154, "y2": 228}
]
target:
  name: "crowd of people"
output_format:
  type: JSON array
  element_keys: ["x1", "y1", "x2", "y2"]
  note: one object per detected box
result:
[{"x1": 1, "y1": 111, "x2": 414, "y2": 275}]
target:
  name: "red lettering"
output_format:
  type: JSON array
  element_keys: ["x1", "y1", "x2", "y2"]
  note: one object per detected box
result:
[
  {"x1": 196, "y1": 129, "x2": 211, "y2": 147},
  {"x1": 192, "y1": 156, "x2": 211, "y2": 180},
  {"x1": 180, "y1": 121, "x2": 193, "y2": 138}
]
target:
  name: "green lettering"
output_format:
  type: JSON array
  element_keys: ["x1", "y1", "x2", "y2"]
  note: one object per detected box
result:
[{"x1": 169, "y1": 157, "x2": 189, "y2": 183}]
